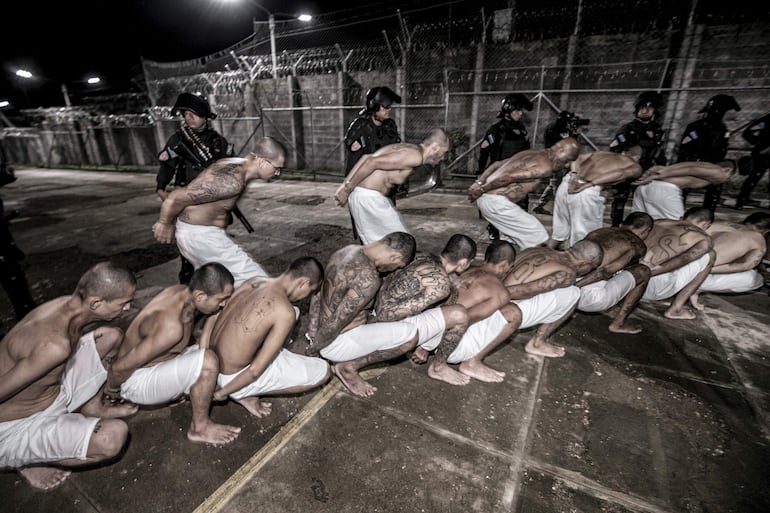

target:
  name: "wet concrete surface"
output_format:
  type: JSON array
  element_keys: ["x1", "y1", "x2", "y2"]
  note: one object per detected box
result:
[{"x1": 1, "y1": 168, "x2": 769, "y2": 513}]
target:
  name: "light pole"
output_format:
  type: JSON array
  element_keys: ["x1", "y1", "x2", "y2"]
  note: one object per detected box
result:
[
  {"x1": 14, "y1": 69, "x2": 101, "y2": 107},
  {"x1": 221, "y1": 1, "x2": 311, "y2": 79}
]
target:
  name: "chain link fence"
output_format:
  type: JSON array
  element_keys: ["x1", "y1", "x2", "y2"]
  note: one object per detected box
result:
[{"x1": 3, "y1": 0, "x2": 769, "y2": 195}]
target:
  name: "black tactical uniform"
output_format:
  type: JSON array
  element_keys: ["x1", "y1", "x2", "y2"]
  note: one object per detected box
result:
[
  {"x1": 157, "y1": 93, "x2": 233, "y2": 284},
  {"x1": 608, "y1": 91, "x2": 666, "y2": 226},
  {"x1": 478, "y1": 93, "x2": 533, "y2": 238},
  {"x1": 677, "y1": 94, "x2": 741, "y2": 213},
  {"x1": 343, "y1": 86, "x2": 402, "y2": 241},
  {"x1": 736, "y1": 113, "x2": 770, "y2": 209},
  {"x1": 533, "y1": 111, "x2": 589, "y2": 214}
]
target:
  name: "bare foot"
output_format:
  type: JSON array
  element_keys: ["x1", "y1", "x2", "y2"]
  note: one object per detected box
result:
[
  {"x1": 427, "y1": 360, "x2": 471, "y2": 385},
  {"x1": 608, "y1": 321, "x2": 642, "y2": 334},
  {"x1": 235, "y1": 397, "x2": 273, "y2": 417},
  {"x1": 82, "y1": 399, "x2": 138, "y2": 419},
  {"x1": 188, "y1": 422, "x2": 241, "y2": 445},
  {"x1": 689, "y1": 293, "x2": 705, "y2": 311},
  {"x1": 332, "y1": 363, "x2": 377, "y2": 397},
  {"x1": 411, "y1": 347, "x2": 429, "y2": 364},
  {"x1": 664, "y1": 306, "x2": 696, "y2": 320},
  {"x1": 458, "y1": 359, "x2": 505, "y2": 383},
  {"x1": 19, "y1": 466, "x2": 72, "y2": 491},
  {"x1": 525, "y1": 339, "x2": 566, "y2": 358}
]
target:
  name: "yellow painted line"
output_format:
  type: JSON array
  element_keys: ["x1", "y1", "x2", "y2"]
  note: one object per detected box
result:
[{"x1": 194, "y1": 367, "x2": 387, "y2": 513}]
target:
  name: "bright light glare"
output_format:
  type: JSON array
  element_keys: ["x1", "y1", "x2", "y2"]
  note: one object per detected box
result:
[
  {"x1": 0, "y1": 100, "x2": 9, "y2": 108},
  {"x1": 298, "y1": 14, "x2": 312, "y2": 22},
  {"x1": 15, "y1": 69, "x2": 32, "y2": 79},
  {"x1": 87, "y1": 77, "x2": 101, "y2": 84}
]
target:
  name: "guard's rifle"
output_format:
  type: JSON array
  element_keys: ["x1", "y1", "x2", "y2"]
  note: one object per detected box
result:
[{"x1": 172, "y1": 137, "x2": 254, "y2": 234}]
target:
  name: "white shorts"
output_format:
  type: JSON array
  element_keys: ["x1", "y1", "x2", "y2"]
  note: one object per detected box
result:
[
  {"x1": 700, "y1": 270, "x2": 763, "y2": 293},
  {"x1": 218, "y1": 349, "x2": 329, "y2": 400},
  {"x1": 515, "y1": 286, "x2": 581, "y2": 329},
  {"x1": 120, "y1": 345, "x2": 205, "y2": 405},
  {"x1": 447, "y1": 310, "x2": 508, "y2": 364},
  {"x1": 643, "y1": 254, "x2": 710, "y2": 301},
  {"x1": 348, "y1": 187, "x2": 409, "y2": 245},
  {"x1": 632, "y1": 180, "x2": 684, "y2": 220},
  {"x1": 0, "y1": 332, "x2": 106, "y2": 469},
  {"x1": 320, "y1": 322, "x2": 418, "y2": 362},
  {"x1": 175, "y1": 220, "x2": 268, "y2": 289},
  {"x1": 403, "y1": 307, "x2": 447, "y2": 352},
  {"x1": 551, "y1": 174, "x2": 605, "y2": 247},
  {"x1": 577, "y1": 270, "x2": 636, "y2": 312},
  {"x1": 477, "y1": 194, "x2": 548, "y2": 249}
]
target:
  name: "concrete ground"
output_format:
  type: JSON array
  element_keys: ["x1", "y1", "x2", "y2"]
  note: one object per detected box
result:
[{"x1": 1, "y1": 167, "x2": 769, "y2": 513}]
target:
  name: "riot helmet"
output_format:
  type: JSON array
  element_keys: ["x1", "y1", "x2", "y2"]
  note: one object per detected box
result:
[
  {"x1": 634, "y1": 91, "x2": 663, "y2": 111},
  {"x1": 498, "y1": 93, "x2": 533, "y2": 118},
  {"x1": 557, "y1": 111, "x2": 590, "y2": 134},
  {"x1": 698, "y1": 94, "x2": 741, "y2": 116},
  {"x1": 360, "y1": 86, "x2": 402, "y2": 115},
  {"x1": 172, "y1": 92, "x2": 217, "y2": 119}
]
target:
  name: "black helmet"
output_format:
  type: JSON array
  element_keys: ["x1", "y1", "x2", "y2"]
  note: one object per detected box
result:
[
  {"x1": 360, "y1": 86, "x2": 402, "y2": 115},
  {"x1": 698, "y1": 94, "x2": 741, "y2": 115},
  {"x1": 498, "y1": 93, "x2": 533, "y2": 118},
  {"x1": 634, "y1": 91, "x2": 663, "y2": 111},
  {"x1": 172, "y1": 92, "x2": 217, "y2": 119}
]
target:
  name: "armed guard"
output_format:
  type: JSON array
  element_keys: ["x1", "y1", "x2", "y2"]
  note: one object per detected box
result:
[
  {"x1": 735, "y1": 113, "x2": 770, "y2": 209},
  {"x1": 677, "y1": 94, "x2": 741, "y2": 213},
  {"x1": 478, "y1": 93, "x2": 533, "y2": 237},
  {"x1": 156, "y1": 92, "x2": 234, "y2": 284},
  {"x1": 608, "y1": 91, "x2": 667, "y2": 226},
  {"x1": 343, "y1": 86, "x2": 402, "y2": 240}
]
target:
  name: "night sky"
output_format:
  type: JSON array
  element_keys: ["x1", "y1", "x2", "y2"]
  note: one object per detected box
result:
[{"x1": 0, "y1": 0, "x2": 383, "y2": 108}]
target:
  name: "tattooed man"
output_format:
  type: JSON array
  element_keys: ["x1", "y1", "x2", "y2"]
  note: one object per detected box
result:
[
  {"x1": 577, "y1": 212, "x2": 653, "y2": 334},
  {"x1": 640, "y1": 207, "x2": 715, "y2": 319},
  {"x1": 153, "y1": 136, "x2": 286, "y2": 288},
  {"x1": 374, "y1": 234, "x2": 476, "y2": 386},
  {"x1": 503, "y1": 240, "x2": 603, "y2": 357},
  {"x1": 306, "y1": 232, "x2": 418, "y2": 397},
  {"x1": 468, "y1": 137, "x2": 580, "y2": 249}
]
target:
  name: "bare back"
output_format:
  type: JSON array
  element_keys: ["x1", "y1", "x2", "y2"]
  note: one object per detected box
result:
[
  {"x1": 707, "y1": 222, "x2": 767, "y2": 269},
  {"x1": 584, "y1": 227, "x2": 646, "y2": 275},
  {"x1": 487, "y1": 149, "x2": 554, "y2": 202},
  {"x1": 374, "y1": 254, "x2": 451, "y2": 322},
  {"x1": 210, "y1": 278, "x2": 295, "y2": 375},
  {"x1": 358, "y1": 143, "x2": 424, "y2": 194},
  {"x1": 0, "y1": 297, "x2": 77, "y2": 422},
  {"x1": 452, "y1": 267, "x2": 510, "y2": 322},
  {"x1": 504, "y1": 247, "x2": 577, "y2": 300},
  {"x1": 118, "y1": 285, "x2": 194, "y2": 369},
  {"x1": 176, "y1": 159, "x2": 248, "y2": 228},
  {"x1": 573, "y1": 151, "x2": 642, "y2": 186},
  {"x1": 643, "y1": 219, "x2": 712, "y2": 268},
  {"x1": 313, "y1": 245, "x2": 382, "y2": 347}
]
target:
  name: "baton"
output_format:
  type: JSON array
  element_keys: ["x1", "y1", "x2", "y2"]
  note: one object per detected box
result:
[{"x1": 231, "y1": 205, "x2": 254, "y2": 233}]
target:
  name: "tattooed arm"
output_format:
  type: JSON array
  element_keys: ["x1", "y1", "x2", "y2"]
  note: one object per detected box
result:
[{"x1": 153, "y1": 162, "x2": 244, "y2": 243}]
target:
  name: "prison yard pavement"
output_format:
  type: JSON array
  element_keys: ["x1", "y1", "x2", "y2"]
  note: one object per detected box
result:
[{"x1": 1, "y1": 167, "x2": 769, "y2": 513}]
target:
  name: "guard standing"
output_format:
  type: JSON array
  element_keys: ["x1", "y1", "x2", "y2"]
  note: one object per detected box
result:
[
  {"x1": 343, "y1": 86, "x2": 402, "y2": 240},
  {"x1": 478, "y1": 93, "x2": 533, "y2": 237},
  {"x1": 735, "y1": 113, "x2": 770, "y2": 209},
  {"x1": 608, "y1": 91, "x2": 666, "y2": 226},
  {"x1": 156, "y1": 92, "x2": 234, "y2": 284},
  {"x1": 676, "y1": 94, "x2": 741, "y2": 213}
]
